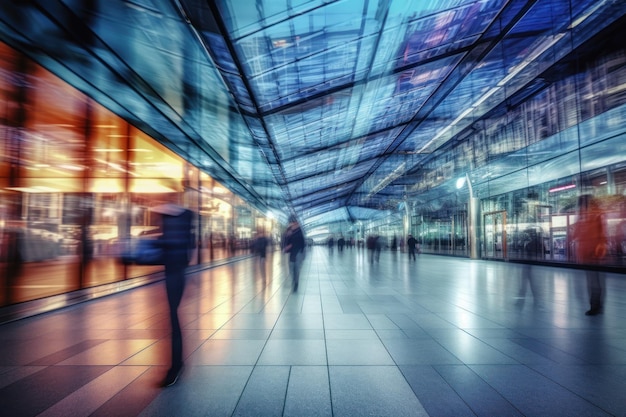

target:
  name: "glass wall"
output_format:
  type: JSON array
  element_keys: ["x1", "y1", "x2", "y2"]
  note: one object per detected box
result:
[
  {"x1": 409, "y1": 35, "x2": 626, "y2": 269},
  {"x1": 0, "y1": 42, "x2": 274, "y2": 307}
]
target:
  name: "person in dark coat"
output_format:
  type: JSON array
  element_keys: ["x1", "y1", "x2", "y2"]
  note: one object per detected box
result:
[
  {"x1": 283, "y1": 216, "x2": 305, "y2": 291},
  {"x1": 366, "y1": 235, "x2": 376, "y2": 264},
  {"x1": 254, "y1": 229, "x2": 270, "y2": 279},
  {"x1": 254, "y1": 229, "x2": 269, "y2": 262},
  {"x1": 327, "y1": 235, "x2": 334, "y2": 254},
  {"x1": 407, "y1": 234, "x2": 418, "y2": 261},
  {"x1": 152, "y1": 204, "x2": 193, "y2": 387}
]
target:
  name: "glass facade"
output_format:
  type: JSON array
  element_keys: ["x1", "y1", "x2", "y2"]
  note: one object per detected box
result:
[
  {"x1": 408, "y1": 38, "x2": 626, "y2": 267},
  {"x1": 0, "y1": 42, "x2": 276, "y2": 307}
]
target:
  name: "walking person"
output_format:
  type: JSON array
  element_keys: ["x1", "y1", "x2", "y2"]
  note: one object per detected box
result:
[
  {"x1": 253, "y1": 229, "x2": 270, "y2": 279},
  {"x1": 283, "y1": 216, "x2": 305, "y2": 291},
  {"x1": 375, "y1": 235, "x2": 384, "y2": 262},
  {"x1": 338, "y1": 235, "x2": 345, "y2": 252},
  {"x1": 407, "y1": 234, "x2": 418, "y2": 261},
  {"x1": 151, "y1": 203, "x2": 193, "y2": 387},
  {"x1": 254, "y1": 229, "x2": 269, "y2": 261},
  {"x1": 570, "y1": 195, "x2": 608, "y2": 315},
  {"x1": 366, "y1": 234, "x2": 376, "y2": 264},
  {"x1": 327, "y1": 235, "x2": 334, "y2": 254}
]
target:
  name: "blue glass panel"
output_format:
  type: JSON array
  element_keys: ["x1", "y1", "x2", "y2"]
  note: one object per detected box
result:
[
  {"x1": 299, "y1": 202, "x2": 346, "y2": 220},
  {"x1": 217, "y1": 0, "x2": 336, "y2": 40},
  {"x1": 397, "y1": 0, "x2": 501, "y2": 69},
  {"x1": 245, "y1": 43, "x2": 367, "y2": 109},
  {"x1": 201, "y1": 31, "x2": 239, "y2": 74}
]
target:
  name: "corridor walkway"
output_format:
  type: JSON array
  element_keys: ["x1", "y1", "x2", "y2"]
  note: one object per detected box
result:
[{"x1": 1, "y1": 247, "x2": 626, "y2": 416}]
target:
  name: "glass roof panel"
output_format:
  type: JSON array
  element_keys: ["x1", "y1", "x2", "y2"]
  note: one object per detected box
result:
[
  {"x1": 283, "y1": 152, "x2": 375, "y2": 183},
  {"x1": 244, "y1": 42, "x2": 370, "y2": 112},
  {"x1": 286, "y1": 159, "x2": 375, "y2": 193},
  {"x1": 302, "y1": 207, "x2": 350, "y2": 229},
  {"x1": 218, "y1": 0, "x2": 356, "y2": 40},
  {"x1": 235, "y1": 3, "x2": 371, "y2": 79},
  {"x1": 396, "y1": 0, "x2": 502, "y2": 69},
  {"x1": 411, "y1": 0, "x2": 595, "y2": 156},
  {"x1": 230, "y1": 1, "x2": 381, "y2": 109},
  {"x1": 353, "y1": 54, "x2": 463, "y2": 137},
  {"x1": 347, "y1": 206, "x2": 384, "y2": 220},
  {"x1": 291, "y1": 187, "x2": 352, "y2": 208}
]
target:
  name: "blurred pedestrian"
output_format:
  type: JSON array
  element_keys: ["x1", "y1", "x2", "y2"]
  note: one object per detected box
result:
[
  {"x1": 517, "y1": 227, "x2": 544, "y2": 310},
  {"x1": 366, "y1": 234, "x2": 376, "y2": 264},
  {"x1": 151, "y1": 203, "x2": 193, "y2": 386},
  {"x1": 338, "y1": 235, "x2": 345, "y2": 252},
  {"x1": 407, "y1": 234, "x2": 418, "y2": 261},
  {"x1": 254, "y1": 229, "x2": 270, "y2": 279},
  {"x1": 375, "y1": 235, "x2": 384, "y2": 262},
  {"x1": 570, "y1": 195, "x2": 607, "y2": 316},
  {"x1": 283, "y1": 216, "x2": 305, "y2": 291},
  {"x1": 327, "y1": 235, "x2": 334, "y2": 254},
  {"x1": 254, "y1": 229, "x2": 269, "y2": 262}
]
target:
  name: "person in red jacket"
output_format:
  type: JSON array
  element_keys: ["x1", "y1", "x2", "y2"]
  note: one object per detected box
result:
[{"x1": 570, "y1": 195, "x2": 607, "y2": 315}]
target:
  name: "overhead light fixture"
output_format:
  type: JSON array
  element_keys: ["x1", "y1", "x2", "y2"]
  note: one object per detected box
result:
[
  {"x1": 6, "y1": 186, "x2": 60, "y2": 193},
  {"x1": 549, "y1": 184, "x2": 576, "y2": 193}
]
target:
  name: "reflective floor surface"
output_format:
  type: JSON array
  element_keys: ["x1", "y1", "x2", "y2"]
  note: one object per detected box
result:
[{"x1": 1, "y1": 247, "x2": 626, "y2": 416}]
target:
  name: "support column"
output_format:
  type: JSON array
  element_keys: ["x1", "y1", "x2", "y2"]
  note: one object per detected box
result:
[
  {"x1": 464, "y1": 173, "x2": 481, "y2": 259},
  {"x1": 403, "y1": 198, "x2": 411, "y2": 251},
  {"x1": 469, "y1": 196, "x2": 480, "y2": 259}
]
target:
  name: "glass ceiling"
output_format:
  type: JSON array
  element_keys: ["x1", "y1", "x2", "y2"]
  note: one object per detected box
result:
[{"x1": 1, "y1": 0, "x2": 625, "y2": 235}]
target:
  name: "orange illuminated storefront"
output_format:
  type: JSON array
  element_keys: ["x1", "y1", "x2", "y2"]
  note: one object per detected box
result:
[{"x1": 0, "y1": 42, "x2": 274, "y2": 307}]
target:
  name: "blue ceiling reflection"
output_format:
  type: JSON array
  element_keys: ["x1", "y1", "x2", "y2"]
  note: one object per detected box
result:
[{"x1": 0, "y1": 0, "x2": 624, "y2": 234}]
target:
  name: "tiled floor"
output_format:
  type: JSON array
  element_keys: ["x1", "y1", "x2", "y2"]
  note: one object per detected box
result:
[{"x1": 1, "y1": 247, "x2": 626, "y2": 416}]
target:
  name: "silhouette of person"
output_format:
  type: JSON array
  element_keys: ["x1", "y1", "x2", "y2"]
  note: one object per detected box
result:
[
  {"x1": 151, "y1": 203, "x2": 193, "y2": 386},
  {"x1": 327, "y1": 235, "x2": 334, "y2": 254},
  {"x1": 366, "y1": 234, "x2": 376, "y2": 264},
  {"x1": 570, "y1": 195, "x2": 607, "y2": 315},
  {"x1": 375, "y1": 235, "x2": 384, "y2": 262},
  {"x1": 338, "y1": 235, "x2": 345, "y2": 252},
  {"x1": 283, "y1": 216, "x2": 305, "y2": 291},
  {"x1": 517, "y1": 227, "x2": 543, "y2": 310},
  {"x1": 407, "y1": 234, "x2": 418, "y2": 261},
  {"x1": 254, "y1": 229, "x2": 270, "y2": 279},
  {"x1": 254, "y1": 229, "x2": 269, "y2": 263}
]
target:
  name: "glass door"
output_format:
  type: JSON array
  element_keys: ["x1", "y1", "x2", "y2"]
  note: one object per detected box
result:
[
  {"x1": 452, "y1": 211, "x2": 467, "y2": 256},
  {"x1": 484, "y1": 211, "x2": 507, "y2": 259}
]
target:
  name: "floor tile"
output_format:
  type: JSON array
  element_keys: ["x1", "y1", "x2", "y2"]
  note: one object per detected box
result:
[
  {"x1": 330, "y1": 366, "x2": 428, "y2": 416},
  {"x1": 469, "y1": 364, "x2": 613, "y2": 416},
  {"x1": 400, "y1": 365, "x2": 479, "y2": 417},
  {"x1": 326, "y1": 339, "x2": 395, "y2": 365},
  {"x1": 233, "y1": 366, "x2": 290, "y2": 417},
  {"x1": 37, "y1": 365, "x2": 147, "y2": 417},
  {"x1": 382, "y1": 339, "x2": 463, "y2": 365},
  {"x1": 257, "y1": 340, "x2": 327, "y2": 365},
  {"x1": 284, "y1": 366, "x2": 332, "y2": 417},
  {"x1": 186, "y1": 339, "x2": 265, "y2": 365}
]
